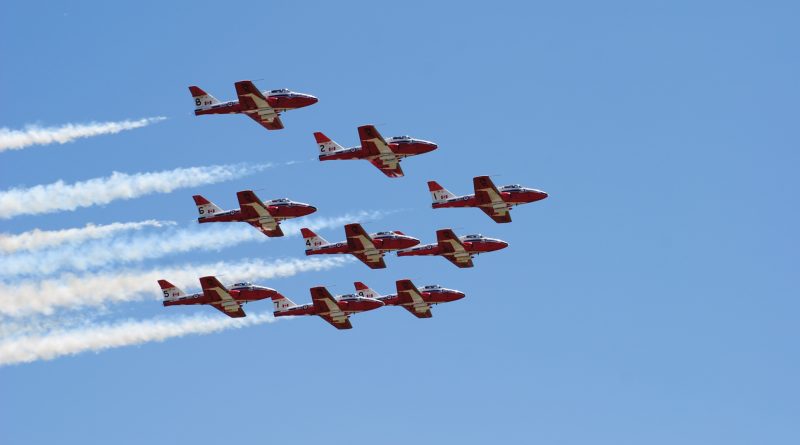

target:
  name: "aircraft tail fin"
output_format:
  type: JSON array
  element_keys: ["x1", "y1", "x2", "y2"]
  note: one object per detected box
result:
[
  {"x1": 271, "y1": 291, "x2": 297, "y2": 312},
  {"x1": 301, "y1": 228, "x2": 329, "y2": 249},
  {"x1": 192, "y1": 195, "x2": 224, "y2": 219},
  {"x1": 158, "y1": 279, "x2": 185, "y2": 304},
  {"x1": 314, "y1": 132, "x2": 345, "y2": 156},
  {"x1": 428, "y1": 181, "x2": 455, "y2": 204},
  {"x1": 354, "y1": 282, "x2": 379, "y2": 299},
  {"x1": 189, "y1": 86, "x2": 220, "y2": 110}
]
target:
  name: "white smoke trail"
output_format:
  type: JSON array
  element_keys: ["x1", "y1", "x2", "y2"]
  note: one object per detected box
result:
[
  {"x1": 0, "y1": 163, "x2": 272, "y2": 219},
  {"x1": 0, "y1": 210, "x2": 385, "y2": 278},
  {"x1": 0, "y1": 313, "x2": 98, "y2": 340},
  {"x1": 0, "y1": 117, "x2": 167, "y2": 152},
  {"x1": 0, "y1": 256, "x2": 352, "y2": 317},
  {"x1": 0, "y1": 220, "x2": 175, "y2": 254},
  {"x1": 0, "y1": 312, "x2": 274, "y2": 366}
]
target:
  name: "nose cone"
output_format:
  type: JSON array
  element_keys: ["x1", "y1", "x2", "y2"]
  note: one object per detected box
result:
[
  {"x1": 301, "y1": 94, "x2": 318, "y2": 107},
  {"x1": 301, "y1": 204, "x2": 317, "y2": 216},
  {"x1": 494, "y1": 240, "x2": 509, "y2": 251},
  {"x1": 537, "y1": 191, "x2": 549, "y2": 201},
  {"x1": 423, "y1": 142, "x2": 438, "y2": 153},
  {"x1": 452, "y1": 291, "x2": 466, "y2": 301},
  {"x1": 401, "y1": 236, "x2": 421, "y2": 248},
  {"x1": 251, "y1": 288, "x2": 273, "y2": 300}
]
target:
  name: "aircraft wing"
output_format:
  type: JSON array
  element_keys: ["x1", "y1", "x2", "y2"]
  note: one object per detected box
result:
[
  {"x1": 367, "y1": 158, "x2": 405, "y2": 178},
  {"x1": 345, "y1": 223, "x2": 386, "y2": 269},
  {"x1": 200, "y1": 276, "x2": 246, "y2": 318},
  {"x1": 401, "y1": 305, "x2": 432, "y2": 318},
  {"x1": 235, "y1": 80, "x2": 284, "y2": 130},
  {"x1": 359, "y1": 125, "x2": 403, "y2": 177},
  {"x1": 477, "y1": 206, "x2": 512, "y2": 223},
  {"x1": 473, "y1": 176, "x2": 512, "y2": 223},
  {"x1": 352, "y1": 253, "x2": 387, "y2": 269},
  {"x1": 210, "y1": 303, "x2": 246, "y2": 318},
  {"x1": 246, "y1": 221, "x2": 284, "y2": 237},
  {"x1": 395, "y1": 279, "x2": 432, "y2": 318},
  {"x1": 436, "y1": 229, "x2": 474, "y2": 268},
  {"x1": 441, "y1": 253, "x2": 474, "y2": 268},
  {"x1": 245, "y1": 113, "x2": 284, "y2": 130},
  {"x1": 310, "y1": 286, "x2": 352, "y2": 329},
  {"x1": 236, "y1": 190, "x2": 282, "y2": 236}
]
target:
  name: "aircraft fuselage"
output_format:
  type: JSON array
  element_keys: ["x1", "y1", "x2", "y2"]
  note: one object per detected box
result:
[
  {"x1": 195, "y1": 90, "x2": 317, "y2": 116},
  {"x1": 305, "y1": 232, "x2": 420, "y2": 255},
  {"x1": 197, "y1": 200, "x2": 316, "y2": 224},
  {"x1": 163, "y1": 284, "x2": 275, "y2": 307},
  {"x1": 397, "y1": 237, "x2": 508, "y2": 257},
  {"x1": 274, "y1": 295, "x2": 383, "y2": 318},
  {"x1": 319, "y1": 138, "x2": 437, "y2": 161},
  {"x1": 433, "y1": 187, "x2": 548, "y2": 209}
]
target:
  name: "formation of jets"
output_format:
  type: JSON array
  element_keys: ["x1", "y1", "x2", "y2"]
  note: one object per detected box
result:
[
  {"x1": 157, "y1": 79, "x2": 550, "y2": 329},
  {"x1": 162, "y1": 277, "x2": 464, "y2": 329}
]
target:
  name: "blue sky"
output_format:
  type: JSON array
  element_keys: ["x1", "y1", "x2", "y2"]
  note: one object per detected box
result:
[{"x1": 1, "y1": 1, "x2": 798, "y2": 444}]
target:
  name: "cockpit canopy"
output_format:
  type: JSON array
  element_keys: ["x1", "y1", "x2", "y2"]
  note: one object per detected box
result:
[
  {"x1": 269, "y1": 89, "x2": 290, "y2": 94},
  {"x1": 390, "y1": 135, "x2": 412, "y2": 141},
  {"x1": 464, "y1": 234, "x2": 484, "y2": 239},
  {"x1": 233, "y1": 282, "x2": 253, "y2": 287},
  {"x1": 501, "y1": 184, "x2": 523, "y2": 190},
  {"x1": 270, "y1": 198, "x2": 290, "y2": 203},
  {"x1": 340, "y1": 293, "x2": 356, "y2": 299},
  {"x1": 375, "y1": 231, "x2": 394, "y2": 236},
  {"x1": 422, "y1": 284, "x2": 442, "y2": 290}
]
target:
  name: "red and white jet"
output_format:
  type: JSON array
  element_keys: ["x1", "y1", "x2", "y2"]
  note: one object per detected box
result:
[
  {"x1": 429, "y1": 176, "x2": 548, "y2": 223},
  {"x1": 314, "y1": 125, "x2": 437, "y2": 177},
  {"x1": 192, "y1": 190, "x2": 316, "y2": 237},
  {"x1": 301, "y1": 223, "x2": 420, "y2": 269},
  {"x1": 159, "y1": 276, "x2": 279, "y2": 318},
  {"x1": 271, "y1": 285, "x2": 384, "y2": 329},
  {"x1": 189, "y1": 80, "x2": 317, "y2": 131},
  {"x1": 397, "y1": 229, "x2": 508, "y2": 268},
  {"x1": 354, "y1": 280, "x2": 465, "y2": 319}
]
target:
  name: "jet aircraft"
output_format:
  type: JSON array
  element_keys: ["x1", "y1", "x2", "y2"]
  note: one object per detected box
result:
[
  {"x1": 428, "y1": 176, "x2": 548, "y2": 223},
  {"x1": 192, "y1": 190, "x2": 316, "y2": 237},
  {"x1": 354, "y1": 279, "x2": 465, "y2": 319},
  {"x1": 314, "y1": 125, "x2": 437, "y2": 177},
  {"x1": 189, "y1": 80, "x2": 317, "y2": 130},
  {"x1": 301, "y1": 223, "x2": 420, "y2": 269},
  {"x1": 397, "y1": 229, "x2": 508, "y2": 268},
  {"x1": 159, "y1": 276, "x2": 279, "y2": 318},
  {"x1": 271, "y1": 286, "x2": 383, "y2": 329}
]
